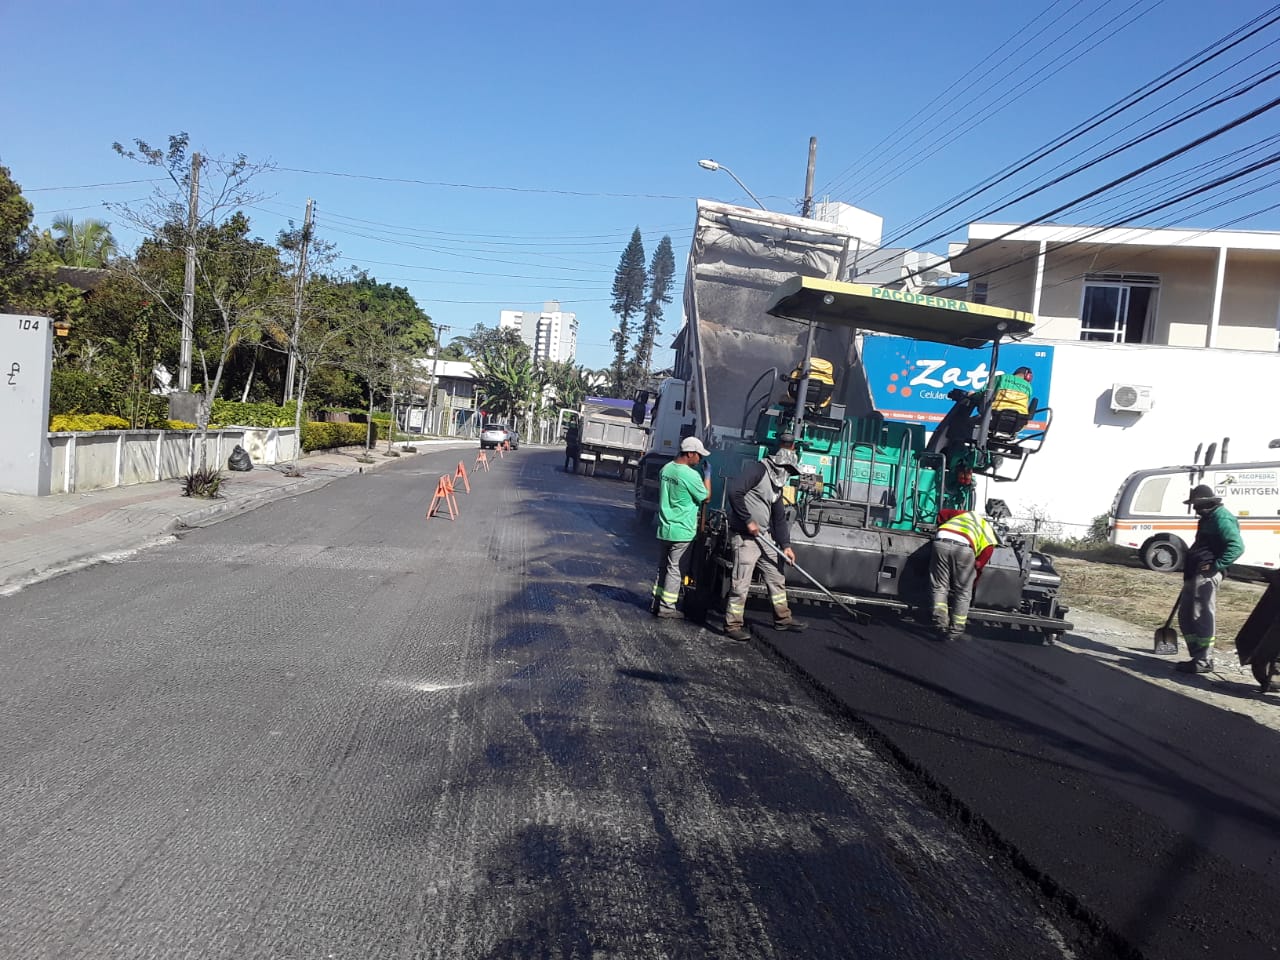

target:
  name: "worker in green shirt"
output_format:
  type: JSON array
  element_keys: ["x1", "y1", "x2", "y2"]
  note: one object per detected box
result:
[
  {"x1": 651, "y1": 436, "x2": 712, "y2": 619},
  {"x1": 1175, "y1": 484, "x2": 1245, "y2": 674}
]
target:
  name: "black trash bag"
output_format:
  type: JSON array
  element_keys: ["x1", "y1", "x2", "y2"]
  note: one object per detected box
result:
[{"x1": 227, "y1": 444, "x2": 253, "y2": 472}]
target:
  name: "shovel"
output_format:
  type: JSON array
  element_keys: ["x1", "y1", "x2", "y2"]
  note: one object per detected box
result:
[{"x1": 1154, "y1": 596, "x2": 1180, "y2": 655}]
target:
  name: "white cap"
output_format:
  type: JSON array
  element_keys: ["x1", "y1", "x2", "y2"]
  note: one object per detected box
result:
[{"x1": 680, "y1": 436, "x2": 711, "y2": 457}]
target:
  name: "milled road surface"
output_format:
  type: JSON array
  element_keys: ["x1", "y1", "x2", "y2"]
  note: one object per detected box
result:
[{"x1": 0, "y1": 448, "x2": 1103, "y2": 960}]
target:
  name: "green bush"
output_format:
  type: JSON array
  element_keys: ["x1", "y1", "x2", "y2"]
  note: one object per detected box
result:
[
  {"x1": 301, "y1": 421, "x2": 370, "y2": 452},
  {"x1": 49, "y1": 368, "x2": 113, "y2": 416},
  {"x1": 210, "y1": 399, "x2": 300, "y2": 428},
  {"x1": 50, "y1": 413, "x2": 130, "y2": 432}
]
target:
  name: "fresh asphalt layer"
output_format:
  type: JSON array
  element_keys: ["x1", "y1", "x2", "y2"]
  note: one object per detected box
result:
[
  {"x1": 757, "y1": 575, "x2": 1280, "y2": 959},
  {"x1": 1, "y1": 446, "x2": 1107, "y2": 960}
]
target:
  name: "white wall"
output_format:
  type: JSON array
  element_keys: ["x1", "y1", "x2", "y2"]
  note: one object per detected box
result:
[
  {"x1": 979, "y1": 339, "x2": 1280, "y2": 534},
  {"x1": 0, "y1": 314, "x2": 54, "y2": 495}
]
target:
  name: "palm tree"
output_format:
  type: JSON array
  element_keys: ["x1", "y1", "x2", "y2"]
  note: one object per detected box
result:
[{"x1": 49, "y1": 216, "x2": 117, "y2": 267}]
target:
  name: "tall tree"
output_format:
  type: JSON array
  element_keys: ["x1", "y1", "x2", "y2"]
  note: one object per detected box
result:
[
  {"x1": 543, "y1": 359, "x2": 592, "y2": 411},
  {"x1": 0, "y1": 164, "x2": 82, "y2": 320},
  {"x1": 42, "y1": 216, "x2": 118, "y2": 267},
  {"x1": 459, "y1": 325, "x2": 539, "y2": 423},
  {"x1": 609, "y1": 227, "x2": 646, "y2": 395},
  {"x1": 111, "y1": 133, "x2": 279, "y2": 468},
  {"x1": 632, "y1": 234, "x2": 676, "y2": 384}
]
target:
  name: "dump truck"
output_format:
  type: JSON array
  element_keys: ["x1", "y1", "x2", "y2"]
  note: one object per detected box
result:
[
  {"x1": 635, "y1": 200, "x2": 1069, "y2": 640},
  {"x1": 561, "y1": 400, "x2": 649, "y2": 480}
]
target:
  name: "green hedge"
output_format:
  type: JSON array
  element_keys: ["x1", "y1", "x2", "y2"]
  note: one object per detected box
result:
[
  {"x1": 301, "y1": 421, "x2": 373, "y2": 452},
  {"x1": 209, "y1": 400, "x2": 300, "y2": 428}
]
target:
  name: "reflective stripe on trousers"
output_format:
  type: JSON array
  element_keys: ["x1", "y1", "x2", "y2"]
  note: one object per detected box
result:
[
  {"x1": 653, "y1": 539, "x2": 693, "y2": 612},
  {"x1": 1178, "y1": 571, "x2": 1221, "y2": 656},
  {"x1": 724, "y1": 533, "x2": 792, "y2": 628},
  {"x1": 929, "y1": 538, "x2": 976, "y2": 632}
]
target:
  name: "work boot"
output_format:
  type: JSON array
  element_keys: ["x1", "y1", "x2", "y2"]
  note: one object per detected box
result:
[
  {"x1": 724, "y1": 625, "x2": 752, "y2": 642},
  {"x1": 1175, "y1": 658, "x2": 1214, "y2": 674},
  {"x1": 773, "y1": 620, "x2": 808, "y2": 633},
  {"x1": 656, "y1": 608, "x2": 683, "y2": 620}
]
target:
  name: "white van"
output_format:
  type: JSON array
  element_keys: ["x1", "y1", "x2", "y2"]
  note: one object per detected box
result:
[{"x1": 1109, "y1": 462, "x2": 1280, "y2": 572}]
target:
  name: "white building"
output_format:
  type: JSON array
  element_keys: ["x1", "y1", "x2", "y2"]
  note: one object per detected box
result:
[
  {"x1": 813, "y1": 200, "x2": 884, "y2": 247},
  {"x1": 499, "y1": 301, "x2": 578, "y2": 363}
]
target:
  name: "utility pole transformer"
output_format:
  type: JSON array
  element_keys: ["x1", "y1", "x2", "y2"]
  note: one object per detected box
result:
[
  {"x1": 178, "y1": 152, "x2": 201, "y2": 391},
  {"x1": 801, "y1": 137, "x2": 817, "y2": 219},
  {"x1": 283, "y1": 198, "x2": 314, "y2": 403}
]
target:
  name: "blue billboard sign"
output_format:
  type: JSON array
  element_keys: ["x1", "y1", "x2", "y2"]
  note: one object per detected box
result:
[{"x1": 860, "y1": 335, "x2": 1054, "y2": 432}]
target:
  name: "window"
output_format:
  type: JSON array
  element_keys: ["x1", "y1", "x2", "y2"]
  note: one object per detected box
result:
[
  {"x1": 1080, "y1": 273, "x2": 1159, "y2": 343},
  {"x1": 1133, "y1": 476, "x2": 1170, "y2": 514}
]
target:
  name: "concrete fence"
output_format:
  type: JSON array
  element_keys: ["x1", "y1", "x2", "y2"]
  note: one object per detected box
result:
[{"x1": 46, "y1": 427, "x2": 300, "y2": 495}]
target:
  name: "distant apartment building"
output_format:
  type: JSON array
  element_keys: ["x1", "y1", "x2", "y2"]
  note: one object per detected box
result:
[{"x1": 499, "y1": 301, "x2": 578, "y2": 363}]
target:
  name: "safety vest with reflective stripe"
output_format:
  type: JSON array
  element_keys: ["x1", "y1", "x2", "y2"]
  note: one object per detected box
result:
[
  {"x1": 938, "y1": 512, "x2": 997, "y2": 556},
  {"x1": 990, "y1": 374, "x2": 1031, "y2": 415}
]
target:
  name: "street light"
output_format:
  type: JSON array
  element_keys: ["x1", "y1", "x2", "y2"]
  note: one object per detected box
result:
[{"x1": 697, "y1": 159, "x2": 767, "y2": 210}]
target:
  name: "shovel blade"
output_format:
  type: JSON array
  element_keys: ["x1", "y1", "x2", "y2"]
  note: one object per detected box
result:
[{"x1": 1154, "y1": 626, "x2": 1179, "y2": 656}]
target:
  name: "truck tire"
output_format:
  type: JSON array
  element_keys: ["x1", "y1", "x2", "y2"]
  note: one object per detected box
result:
[
  {"x1": 584, "y1": 460, "x2": 596, "y2": 478},
  {"x1": 1140, "y1": 536, "x2": 1185, "y2": 573}
]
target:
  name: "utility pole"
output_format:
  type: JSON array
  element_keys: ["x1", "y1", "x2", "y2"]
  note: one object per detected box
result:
[
  {"x1": 283, "y1": 197, "x2": 314, "y2": 403},
  {"x1": 424, "y1": 324, "x2": 450, "y2": 435},
  {"x1": 178, "y1": 152, "x2": 201, "y2": 391},
  {"x1": 801, "y1": 137, "x2": 817, "y2": 219}
]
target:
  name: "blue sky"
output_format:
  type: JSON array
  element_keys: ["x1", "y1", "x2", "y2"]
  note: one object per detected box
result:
[{"x1": 3, "y1": 0, "x2": 1278, "y2": 371}]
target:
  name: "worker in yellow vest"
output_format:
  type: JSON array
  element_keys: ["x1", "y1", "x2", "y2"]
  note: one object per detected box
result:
[{"x1": 930, "y1": 508, "x2": 999, "y2": 641}]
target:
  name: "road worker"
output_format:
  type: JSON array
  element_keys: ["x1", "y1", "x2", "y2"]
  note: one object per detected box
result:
[
  {"x1": 990, "y1": 366, "x2": 1034, "y2": 417},
  {"x1": 651, "y1": 437, "x2": 712, "y2": 619},
  {"x1": 723, "y1": 447, "x2": 806, "y2": 641},
  {"x1": 1175, "y1": 484, "x2": 1244, "y2": 674},
  {"x1": 930, "y1": 508, "x2": 999, "y2": 641}
]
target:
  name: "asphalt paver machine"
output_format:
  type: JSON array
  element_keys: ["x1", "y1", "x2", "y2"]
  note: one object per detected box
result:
[{"x1": 685, "y1": 276, "x2": 1071, "y2": 641}]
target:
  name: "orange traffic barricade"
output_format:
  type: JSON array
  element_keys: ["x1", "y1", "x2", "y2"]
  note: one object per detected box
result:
[
  {"x1": 474, "y1": 451, "x2": 489, "y2": 472},
  {"x1": 426, "y1": 474, "x2": 459, "y2": 520},
  {"x1": 455, "y1": 460, "x2": 471, "y2": 493}
]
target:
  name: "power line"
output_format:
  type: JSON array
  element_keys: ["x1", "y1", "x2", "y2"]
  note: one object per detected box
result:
[
  {"x1": 273, "y1": 165, "x2": 692, "y2": 201},
  {"x1": 818, "y1": 0, "x2": 1086, "y2": 198},
  {"x1": 308, "y1": 207, "x2": 691, "y2": 243},
  {"x1": 853, "y1": 0, "x2": 1173, "y2": 202},
  {"x1": 878, "y1": 5, "x2": 1280, "y2": 249},
  {"x1": 893, "y1": 94, "x2": 1280, "y2": 290},
  {"x1": 954, "y1": 150, "x2": 1280, "y2": 291},
  {"x1": 23, "y1": 178, "x2": 165, "y2": 192},
  {"x1": 860, "y1": 83, "x2": 1280, "y2": 283}
]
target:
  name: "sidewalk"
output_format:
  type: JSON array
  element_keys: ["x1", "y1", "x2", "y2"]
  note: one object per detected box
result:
[{"x1": 0, "y1": 439, "x2": 472, "y2": 595}]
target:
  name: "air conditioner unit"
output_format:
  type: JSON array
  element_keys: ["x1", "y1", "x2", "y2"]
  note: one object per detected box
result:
[{"x1": 1110, "y1": 383, "x2": 1154, "y2": 413}]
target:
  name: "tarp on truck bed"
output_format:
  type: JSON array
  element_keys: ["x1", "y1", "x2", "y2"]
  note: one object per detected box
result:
[{"x1": 683, "y1": 202, "x2": 864, "y2": 441}]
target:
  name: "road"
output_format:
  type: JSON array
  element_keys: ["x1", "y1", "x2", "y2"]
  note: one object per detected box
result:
[{"x1": 0, "y1": 447, "x2": 1108, "y2": 960}]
